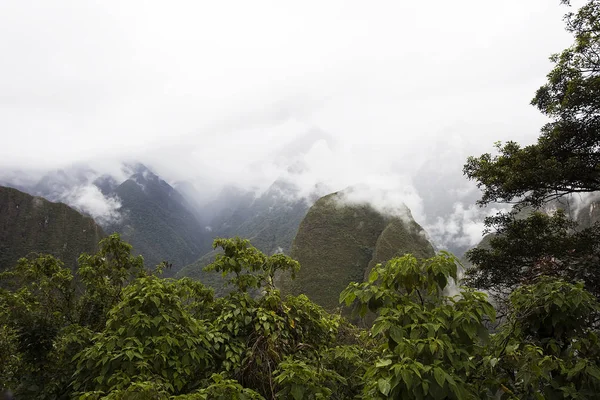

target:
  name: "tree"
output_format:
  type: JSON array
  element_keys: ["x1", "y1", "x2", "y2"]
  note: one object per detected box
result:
[
  {"x1": 0, "y1": 255, "x2": 78, "y2": 398},
  {"x1": 77, "y1": 233, "x2": 146, "y2": 330},
  {"x1": 463, "y1": 0, "x2": 600, "y2": 298},
  {"x1": 2, "y1": 234, "x2": 600, "y2": 398},
  {"x1": 490, "y1": 278, "x2": 600, "y2": 398},
  {"x1": 464, "y1": 0, "x2": 600, "y2": 208},
  {"x1": 206, "y1": 237, "x2": 300, "y2": 293},
  {"x1": 72, "y1": 276, "x2": 217, "y2": 397},
  {"x1": 465, "y1": 210, "x2": 600, "y2": 300},
  {"x1": 340, "y1": 253, "x2": 496, "y2": 399},
  {"x1": 0, "y1": 234, "x2": 150, "y2": 399}
]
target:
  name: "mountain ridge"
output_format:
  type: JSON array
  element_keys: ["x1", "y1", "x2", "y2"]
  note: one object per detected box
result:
[{"x1": 0, "y1": 185, "x2": 105, "y2": 271}]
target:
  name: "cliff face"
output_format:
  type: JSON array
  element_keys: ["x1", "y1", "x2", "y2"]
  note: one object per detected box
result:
[
  {"x1": 281, "y1": 191, "x2": 434, "y2": 311},
  {"x1": 0, "y1": 186, "x2": 105, "y2": 271}
]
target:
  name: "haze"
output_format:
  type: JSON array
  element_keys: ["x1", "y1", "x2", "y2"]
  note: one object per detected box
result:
[{"x1": 0, "y1": 0, "x2": 578, "y2": 251}]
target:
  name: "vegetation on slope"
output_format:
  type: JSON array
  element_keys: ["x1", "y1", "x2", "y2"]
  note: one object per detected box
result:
[
  {"x1": 177, "y1": 180, "x2": 310, "y2": 292},
  {"x1": 2, "y1": 235, "x2": 599, "y2": 399},
  {"x1": 0, "y1": 186, "x2": 104, "y2": 272},
  {"x1": 105, "y1": 168, "x2": 210, "y2": 273},
  {"x1": 281, "y1": 191, "x2": 434, "y2": 311}
]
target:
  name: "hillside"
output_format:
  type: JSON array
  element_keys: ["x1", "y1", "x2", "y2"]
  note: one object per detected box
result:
[
  {"x1": 280, "y1": 191, "x2": 435, "y2": 311},
  {"x1": 0, "y1": 186, "x2": 104, "y2": 271},
  {"x1": 177, "y1": 179, "x2": 310, "y2": 291},
  {"x1": 104, "y1": 165, "x2": 210, "y2": 273}
]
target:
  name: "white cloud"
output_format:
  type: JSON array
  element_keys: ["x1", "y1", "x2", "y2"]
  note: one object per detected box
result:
[
  {"x1": 62, "y1": 185, "x2": 123, "y2": 226},
  {"x1": 0, "y1": 0, "x2": 581, "y2": 254},
  {"x1": 425, "y1": 203, "x2": 505, "y2": 251}
]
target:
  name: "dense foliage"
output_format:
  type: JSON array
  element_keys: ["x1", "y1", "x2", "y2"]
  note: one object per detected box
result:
[
  {"x1": 466, "y1": 210, "x2": 600, "y2": 300},
  {"x1": 464, "y1": 0, "x2": 600, "y2": 208},
  {"x1": 464, "y1": 0, "x2": 600, "y2": 301},
  {"x1": 2, "y1": 3, "x2": 600, "y2": 399},
  {"x1": 1, "y1": 235, "x2": 599, "y2": 399}
]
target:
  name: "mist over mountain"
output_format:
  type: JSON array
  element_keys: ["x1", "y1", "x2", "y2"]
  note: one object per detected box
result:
[
  {"x1": 176, "y1": 179, "x2": 313, "y2": 294},
  {"x1": 280, "y1": 190, "x2": 435, "y2": 311},
  {"x1": 0, "y1": 163, "x2": 210, "y2": 272},
  {"x1": 103, "y1": 164, "x2": 211, "y2": 272},
  {"x1": 0, "y1": 128, "x2": 493, "y2": 261}
]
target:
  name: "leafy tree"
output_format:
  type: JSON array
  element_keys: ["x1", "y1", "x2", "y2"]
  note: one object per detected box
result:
[
  {"x1": 463, "y1": 0, "x2": 600, "y2": 300},
  {"x1": 0, "y1": 312, "x2": 21, "y2": 393},
  {"x1": 340, "y1": 253, "x2": 496, "y2": 399},
  {"x1": 2, "y1": 233, "x2": 600, "y2": 398},
  {"x1": 465, "y1": 210, "x2": 600, "y2": 299},
  {"x1": 0, "y1": 255, "x2": 78, "y2": 398},
  {"x1": 0, "y1": 234, "x2": 149, "y2": 399},
  {"x1": 77, "y1": 233, "x2": 146, "y2": 330},
  {"x1": 464, "y1": 0, "x2": 600, "y2": 208},
  {"x1": 489, "y1": 278, "x2": 600, "y2": 398},
  {"x1": 206, "y1": 237, "x2": 300, "y2": 293},
  {"x1": 72, "y1": 276, "x2": 217, "y2": 396},
  {"x1": 205, "y1": 237, "x2": 352, "y2": 398}
]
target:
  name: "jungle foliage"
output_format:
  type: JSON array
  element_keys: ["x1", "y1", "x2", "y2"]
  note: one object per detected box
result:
[
  {"x1": 1, "y1": 234, "x2": 599, "y2": 399},
  {"x1": 464, "y1": 0, "x2": 600, "y2": 301}
]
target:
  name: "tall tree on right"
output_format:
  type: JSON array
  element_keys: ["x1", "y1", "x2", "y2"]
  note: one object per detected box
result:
[{"x1": 463, "y1": 0, "x2": 600, "y2": 299}]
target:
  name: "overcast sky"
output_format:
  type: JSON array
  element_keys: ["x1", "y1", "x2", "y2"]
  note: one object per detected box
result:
[{"x1": 0, "y1": 0, "x2": 580, "y2": 250}]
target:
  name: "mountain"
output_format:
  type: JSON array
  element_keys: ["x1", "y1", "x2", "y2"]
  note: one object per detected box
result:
[
  {"x1": 30, "y1": 164, "x2": 97, "y2": 202},
  {"x1": 279, "y1": 190, "x2": 434, "y2": 311},
  {"x1": 0, "y1": 186, "x2": 105, "y2": 271},
  {"x1": 176, "y1": 179, "x2": 311, "y2": 293},
  {"x1": 1, "y1": 163, "x2": 212, "y2": 274},
  {"x1": 92, "y1": 174, "x2": 120, "y2": 196},
  {"x1": 103, "y1": 164, "x2": 210, "y2": 273}
]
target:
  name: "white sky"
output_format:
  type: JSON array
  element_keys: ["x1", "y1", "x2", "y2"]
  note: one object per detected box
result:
[{"x1": 0, "y1": 0, "x2": 582, "y2": 250}]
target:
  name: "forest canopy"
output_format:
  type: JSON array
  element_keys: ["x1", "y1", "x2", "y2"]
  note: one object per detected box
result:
[{"x1": 1, "y1": 234, "x2": 599, "y2": 399}]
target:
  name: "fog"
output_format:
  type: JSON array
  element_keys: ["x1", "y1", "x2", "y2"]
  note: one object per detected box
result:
[{"x1": 0, "y1": 0, "x2": 580, "y2": 252}]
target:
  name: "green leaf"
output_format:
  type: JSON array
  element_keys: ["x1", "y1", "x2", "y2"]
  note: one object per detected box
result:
[
  {"x1": 433, "y1": 367, "x2": 446, "y2": 387},
  {"x1": 586, "y1": 365, "x2": 600, "y2": 381},
  {"x1": 291, "y1": 384, "x2": 305, "y2": 400},
  {"x1": 376, "y1": 359, "x2": 392, "y2": 368},
  {"x1": 401, "y1": 369, "x2": 414, "y2": 388},
  {"x1": 389, "y1": 325, "x2": 404, "y2": 344},
  {"x1": 369, "y1": 268, "x2": 379, "y2": 283},
  {"x1": 568, "y1": 359, "x2": 587, "y2": 378},
  {"x1": 378, "y1": 378, "x2": 392, "y2": 396}
]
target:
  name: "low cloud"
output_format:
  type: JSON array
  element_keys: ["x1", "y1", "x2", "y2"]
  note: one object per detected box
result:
[
  {"x1": 425, "y1": 203, "x2": 503, "y2": 253},
  {"x1": 62, "y1": 184, "x2": 122, "y2": 226}
]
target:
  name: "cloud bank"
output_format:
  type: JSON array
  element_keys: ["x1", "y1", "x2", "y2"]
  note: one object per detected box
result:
[
  {"x1": 0, "y1": 0, "x2": 581, "y2": 254},
  {"x1": 62, "y1": 185, "x2": 123, "y2": 226}
]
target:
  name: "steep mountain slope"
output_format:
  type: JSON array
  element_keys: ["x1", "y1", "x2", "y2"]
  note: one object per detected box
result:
[
  {"x1": 366, "y1": 217, "x2": 436, "y2": 273},
  {"x1": 1, "y1": 163, "x2": 212, "y2": 274},
  {"x1": 280, "y1": 191, "x2": 434, "y2": 311},
  {"x1": 104, "y1": 165, "x2": 210, "y2": 273},
  {"x1": 0, "y1": 186, "x2": 104, "y2": 271},
  {"x1": 177, "y1": 180, "x2": 310, "y2": 292}
]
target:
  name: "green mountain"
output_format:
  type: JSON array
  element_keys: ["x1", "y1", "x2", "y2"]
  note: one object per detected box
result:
[
  {"x1": 104, "y1": 165, "x2": 210, "y2": 273},
  {"x1": 2, "y1": 164, "x2": 212, "y2": 275},
  {"x1": 0, "y1": 186, "x2": 104, "y2": 271},
  {"x1": 280, "y1": 191, "x2": 434, "y2": 311}
]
